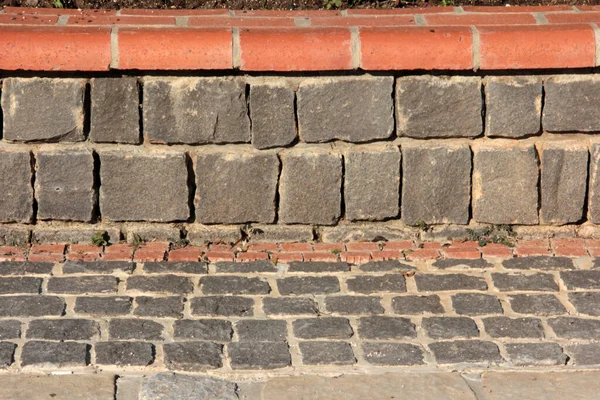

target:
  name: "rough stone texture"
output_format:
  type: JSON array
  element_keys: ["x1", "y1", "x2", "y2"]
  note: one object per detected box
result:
[
  {"x1": 63, "y1": 261, "x2": 134, "y2": 275},
  {"x1": 215, "y1": 260, "x2": 278, "y2": 273},
  {"x1": 125, "y1": 225, "x2": 181, "y2": 244},
  {"x1": 548, "y1": 317, "x2": 600, "y2": 339},
  {"x1": 75, "y1": 296, "x2": 133, "y2": 316},
  {"x1": 483, "y1": 317, "x2": 544, "y2": 338},
  {"x1": 95, "y1": 342, "x2": 154, "y2": 366},
  {"x1": 248, "y1": 225, "x2": 314, "y2": 243},
  {"x1": 422, "y1": 317, "x2": 479, "y2": 339},
  {"x1": 99, "y1": 152, "x2": 189, "y2": 222},
  {"x1": 358, "y1": 316, "x2": 416, "y2": 339},
  {"x1": 143, "y1": 77, "x2": 250, "y2": 144},
  {"x1": 396, "y1": 76, "x2": 482, "y2": 138},
  {"x1": 195, "y1": 152, "x2": 279, "y2": 224},
  {"x1": 346, "y1": 274, "x2": 406, "y2": 294},
  {"x1": 483, "y1": 371, "x2": 600, "y2": 399},
  {"x1": 200, "y1": 276, "x2": 270, "y2": 295},
  {"x1": 279, "y1": 150, "x2": 342, "y2": 225},
  {"x1": 0, "y1": 375, "x2": 115, "y2": 400},
  {"x1": 250, "y1": 82, "x2": 296, "y2": 149},
  {"x1": 21, "y1": 341, "x2": 89, "y2": 366},
  {"x1": 492, "y1": 273, "x2": 558, "y2": 292},
  {"x1": 392, "y1": 295, "x2": 445, "y2": 314},
  {"x1": 509, "y1": 294, "x2": 566, "y2": 315},
  {"x1": 164, "y1": 342, "x2": 223, "y2": 370},
  {"x1": 48, "y1": 276, "x2": 117, "y2": 294},
  {"x1": 277, "y1": 276, "x2": 340, "y2": 295},
  {"x1": 0, "y1": 342, "x2": 15, "y2": 367},
  {"x1": 26, "y1": 319, "x2": 99, "y2": 340},
  {"x1": 287, "y1": 261, "x2": 349, "y2": 273},
  {"x1": 505, "y1": 343, "x2": 567, "y2": 366},
  {"x1": 588, "y1": 144, "x2": 600, "y2": 223},
  {"x1": 402, "y1": 144, "x2": 471, "y2": 225},
  {"x1": 263, "y1": 297, "x2": 318, "y2": 315},
  {"x1": 504, "y1": 256, "x2": 574, "y2": 270},
  {"x1": 359, "y1": 260, "x2": 416, "y2": 272},
  {"x1": 191, "y1": 296, "x2": 254, "y2": 317},
  {"x1": 173, "y1": 320, "x2": 232, "y2": 342},
  {"x1": 109, "y1": 319, "x2": 164, "y2": 340},
  {"x1": 325, "y1": 296, "x2": 384, "y2": 315},
  {"x1": 91, "y1": 77, "x2": 140, "y2": 144},
  {"x1": 134, "y1": 296, "x2": 183, "y2": 318},
  {"x1": 144, "y1": 262, "x2": 207, "y2": 274},
  {"x1": 321, "y1": 224, "x2": 416, "y2": 243},
  {"x1": 362, "y1": 343, "x2": 425, "y2": 366},
  {"x1": 543, "y1": 75, "x2": 600, "y2": 132},
  {"x1": 566, "y1": 343, "x2": 600, "y2": 365},
  {"x1": 0, "y1": 150, "x2": 33, "y2": 223},
  {"x1": 0, "y1": 226, "x2": 30, "y2": 246},
  {"x1": 484, "y1": 76, "x2": 542, "y2": 137},
  {"x1": 452, "y1": 294, "x2": 503, "y2": 315},
  {"x1": 415, "y1": 274, "x2": 487, "y2": 291},
  {"x1": 299, "y1": 341, "x2": 355, "y2": 365},
  {"x1": 0, "y1": 320, "x2": 21, "y2": 339},
  {"x1": 0, "y1": 262, "x2": 52, "y2": 276},
  {"x1": 127, "y1": 275, "x2": 193, "y2": 294},
  {"x1": 473, "y1": 145, "x2": 539, "y2": 224},
  {"x1": 432, "y1": 259, "x2": 493, "y2": 269},
  {"x1": 293, "y1": 318, "x2": 353, "y2": 339},
  {"x1": 540, "y1": 144, "x2": 588, "y2": 224},
  {"x1": 429, "y1": 340, "x2": 502, "y2": 364},
  {"x1": 236, "y1": 320, "x2": 287, "y2": 342},
  {"x1": 0, "y1": 296, "x2": 65, "y2": 317},
  {"x1": 345, "y1": 147, "x2": 400, "y2": 221},
  {"x1": 32, "y1": 227, "x2": 121, "y2": 245},
  {"x1": 297, "y1": 76, "x2": 393, "y2": 143},
  {"x1": 229, "y1": 342, "x2": 291, "y2": 370},
  {"x1": 0, "y1": 277, "x2": 41, "y2": 294},
  {"x1": 568, "y1": 292, "x2": 600, "y2": 316},
  {"x1": 561, "y1": 270, "x2": 600, "y2": 289},
  {"x1": 141, "y1": 373, "x2": 237, "y2": 400},
  {"x1": 1, "y1": 78, "x2": 85, "y2": 142},
  {"x1": 187, "y1": 225, "x2": 243, "y2": 245},
  {"x1": 36, "y1": 150, "x2": 95, "y2": 222}
]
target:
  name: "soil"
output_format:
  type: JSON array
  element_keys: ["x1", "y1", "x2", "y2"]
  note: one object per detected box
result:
[{"x1": 2, "y1": 0, "x2": 598, "y2": 13}]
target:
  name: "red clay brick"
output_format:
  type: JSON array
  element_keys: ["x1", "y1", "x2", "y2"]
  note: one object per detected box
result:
[
  {"x1": 271, "y1": 253, "x2": 304, "y2": 263},
  {"x1": 515, "y1": 247, "x2": 552, "y2": 257},
  {"x1": 586, "y1": 239, "x2": 600, "y2": 248},
  {"x1": 236, "y1": 251, "x2": 270, "y2": 262},
  {"x1": 3, "y1": 7, "x2": 116, "y2": 15},
  {"x1": 102, "y1": 252, "x2": 133, "y2": 261},
  {"x1": 205, "y1": 251, "x2": 235, "y2": 262},
  {"x1": 313, "y1": 243, "x2": 345, "y2": 252},
  {"x1": 0, "y1": 246, "x2": 26, "y2": 257},
  {"x1": 425, "y1": 13, "x2": 536, "y2": 25},
  {"x1": 248, "y1": 243, "x2": 279, "y2": 252},
  {"x1": 210, "y1": 244, "x2": 236, "y2": 251},
  {"x1": 118, "y1": 28, "x2": 232, "y2": 70},
  {"x1": 587, "y1": 247, "x2": 600, "y2": 257},
  {"x1": 478, "y1": 24, "x2": 595, "y2": 70},
  {"x1": 239, "y1": 28, "x2": 352, "y2": 71},
  {"x1": 189, "y1": 17, "x2": 297, "y2": 27},
  {"x1": 105, "y1": 244, "x2": 134, "y2": 253},
  {"x1": 0, "y1": 26, "x2": 111, "y2": 71},
  {"x1": 233, "y1": 10, "x2": 342, "y2": 16},
  {"x1": 138, "y1": 242, "x2": 170, "y2": 251},
  {"x1": 70, "y1": 244, "x2": 103, "y2": 253},
  {"x1": 168, "y1": 247, "x2": 203, "y2": 262},
  {"x1": 383, "y1": 241, "x2": 415, "y2": 250},
  {"x1": 554, "y1": 247, "x2": 588, "y2": 257},
  {"x1": 463, "y1": 5, "x2": 573, "y2": 12},
  {"x1": 345, "y1": 242, "x2": 380, "y2": 252},
  {"x1": 134, "y1": 249, "x2": 166, "y2": 262},
  {"x1": 0, "y1": 256, "x2": 27, "y2": 262},
  {"x1": 442, "y1": 249, "x2": 481, "y2": 259},
  {"x1": 28, "y1": 254, "x2": 64, "y2": 262},
  {"x1": 66, "y1": 253, "x2": 102, "y2": 262},
  {"x1": 311, "y1": 15, "x2": 417, "y2": 27},
  {"x1": 360, "y1": 26, "x2": 472, "y2": 70},
  {"x1": 552, "y1": 238, "x2": 586, "y2": 248},
  {"x1": 422, "y1": 242, "x2": 444, "y2": 249},
  {"x1": 481, "y1": 246, "x2": 513, "y2": 258},
  {"x1": 303, "y1": 252, "x2": 339, "y2": 262},
  {"x1": 346, "y1": 8, "x2": 454, "y2": 14},
  {"x1": 406, "y1": 249, "x2": 440, "y2": 260},
  {"x1": 280, "y1": 243, "x2": 313, "y2": 252},
  {"x1": 68, "y1": 15, "x2": 176, "y2": 25},
  {"x1": 576, "y1": 5, "x2": 600, "y2": 11},
  {"x1": 370, "y1": 250, "x2": 404, "y2": 261},
  {"x1": 518, "y1": 240, "x2": 549, "y2": 248},
  {"x1": 120, "y1": 9, "x2": 230, "y2": 15},
  {"x1": 0, "y1": 14, "x2": 59, "y2": 24},
  {"x1": 546, "y1": 12, "x2": 600, "y2": 24},
  {"x1": 30, "y1": 244, "x2": 66, "y2": 254},
  {"x1": 448, "y1": 241, "x2": 480, "y2": 249},
  {"x1": 340, "y1": 251, "x2": 372, "y2": 264}
]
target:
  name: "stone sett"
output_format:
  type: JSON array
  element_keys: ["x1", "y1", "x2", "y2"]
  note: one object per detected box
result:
[
  {"x1": 505, "y1": 343, "x2": 567, "y2": 366},
  {"x1": 277, "y1": 276, "x2": 340, "y2": 295},
  {"x1": 47, "y1": 276, "x2": 117, "y2": 294},
  {"x1": 164, "y1": 342, "x2": 223, "y2": 371},
  {"x1": 491, "y1": 273, "x2": 559, "y2": 292},
  {"x1": 568, "y1": 292, "x2": 600, "y2": 316},
  {"x1": 0, "y1": 277, "x2": 41, "y2": 294},
  {"x1": 0, "y1": 342, "x2": 15, "y2": 367},
  {"x1": 249, "y1": 82, "x2": 296, "y2": 149},
  {"x1": 236, "y1": 320, "x2": 288, "y2": 342},
  {"x1": 191, "y1": 296, "x2": 254, "y2": 317},
  {"x1": 560, "y1": 270, "x2": 600, "y2": 289},
  {"x1": 422, "y1": 317, "x2": 479, "y2": 339},
  {"x1": 429, "y1": 340, "x2": 503, "y2": 364},
  {"x1": 21, "y1": 341, "x2": 90, "y2": 367},
  {"x1": 0, "y1": 150, "x2": 33, "y2": 223},
  {"x1": 75, "y1": 296, "x2": 133, "y2": 316},
  {"x1": 362, "y1": 342, "x2": 424, "y2": 366},
  {"x1": 63, "y1": 260, "x2": 134, "y2": 274},
  {"x1": 358, "y1": 316, "x2": 416, "y2": 339},
  {"x1": 482, "y1": 317, "x2": 544, "y2": 339},
  {"x1": 0, "y1": 261, "x2": 53, "y2": 276},
  {"x1": 215, "y1": 260, "x2": 277, "y2": 273},
  {"x1": 0, "y1": 296, "x2": 64, "y2": 317},
  {"x1": 26, "y1": 319, "x2": 99, "y2": 341},
  {"x1": 299, "y1": 341, "x2": 355, "y2": 365},
  {"x1": 415, "y1": 274, "x2": 487, "y2": 292},
  {"x1": 173, "y1": 320, "x2": 232, "y2": 342},
  {"x1": 95, "y1": 341, "x2": 154, "y2": 366},
  {"x1": 504, "y1": 256, "x2": 574, "y2": 270},
  {"x1": 432, "y1": 259, "x2": 493, "y2": 269},
  {"x1": 566, "y1": 343, "x2": 600, "y2": 365},
  {"x1": 346, "y1": 274, "x2": 406, "y2": 294},
  {"x1": 229, "y1": 342, "x2": 291, "y2": 370},
  {"x1": 325, "y1": 296, "x2": 384, "y2": 315},
  {"x1": 0, "y1": 320, "x2": 21, "y2": 339},
  {"x1": 200, "y1": 276, "x2": 270, "y2": 295},
  {"x1": 549, "y1": 317, "x2": 600, "y2": 339},
  {"x1": 509, "y1": 294, "x2": 566, "y2": 315},
  {"x1": 143, "y1": 262, "x2": 207, "y2": 274},
  {"x1": 392, "y1": 295, "x2": 445, "y2": 314},
  {"x1": 452, "y1": 293, "x2": 503, "y2": 315},
  {"x1": 263, "y1": 297, "x2": 318, "y2": 316},
  {"x1": 109, "y1": 319, "x2": 164, "y2": 340},
  {"x1": 543, "y1": 75, "x2": 600, "y2": 132},
  {"x1": 293, "y1": 318, "x2": 353, "y2": 339},
  {"x1": 134, "y1": 296, "x2": 183, "y2": 318},
  {"x1": 127, "y1": 275, "x2": 193, "y2": 294},
  {"x1": 359, "y1": 260, "x2": 416, "y2": 272}
]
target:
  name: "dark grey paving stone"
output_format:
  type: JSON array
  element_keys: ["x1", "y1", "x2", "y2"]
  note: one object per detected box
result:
[
  {"x1": 0, "y1": 342, "x2": 15, "y2": 367},
  {"x1": 293, "y1": 318, "x2": 353, "y2": 339},
  {"x1": 432, "y1": 259, "x2": 493, "y2": 269},
  {"x1": 561, "y1": 270, "x2": 600, "y2": 289},
  {"x1": 134, "y1": 296, "x2": 184, "y2": 318},
  {"x1": 144, "y1": 262, "x2": 207, "y2": 274},
  {"x1": 0, "y1": 296, "x2": 65, "y2": 317},
  {"x1": 109, "y1": 319, "x2": 164, "y2": 340},
  {"x1": 263, "y1": 298, "x2": 318, "y2": 316},
  {"x1": 200, "y1": 276, "x2": 270, "y2": 295},
  {"x1": 288, "y1": 262, "x2": 349, "y2": 273},
  {"x1": 358, "y1": 316, "x2": 416, "y2": 339},
  {"x1": 299, "y1": 341, "x2": 355, "y2": 365},
  {"x1": 505, "y1": 343, "x2": 567, "y2": 366},
  {"x1": 173, "y1": 320, "x2": 232, "y2": 342},
  {"x1": 492, "y1": 273, "x2": 559, "y2": 292},
  {"x1": 346, "y1": 274, "x2": 406, "y2": 294},
  {"x1": 452, "y1": 293, "x2": 503, "y2": 315},
  {"x1": 214, "y1": 261, "x2": 277, "y2": 273},
  {"x1": 21, "y1": 341, "x2": 90, "y2": 366},
  {"x1": 422, "y1": 317, "x2": 479, "y2": 339},
  {"x1": 362, "y1": 343, "x2": 424, "y2": 366},
  {"x1": 503, "y1": 256, "x2": 574, "y2": 270},
  {"x1": 482, "y1": 317, "x2": 544, "y2": 339},
  {"x1": 358, "y1": 260, "x2": 416, "y2": 272},
  {"x1": 509, "y1": 294, "x2": 567, "y2": 315},
  {"x1": 429, "y1": 340, "x2": 503, "y2": 364},
  {"x1": 164, "y1": 342, "x2": 223, "y2": 371},
  {"x1": 0, "y1": 320, "x2": 21, "y2": 340},
  {"x1": 415, "y1": 274, "x2": 487, "y2": 291},
  {"x1": 569, "y1": 292, "x2": 600, "y2": 316},
  {"x1": 325, "y1": 296, "x2": 384, "y2": 315},
  {"x1": 277, "y1": 276, "x2": 340, "y2": 295},
  {"x1": 0, "y1": 262, "x2": 53, "y2": 276},
  {"x1": 191, "y1": 296, "x2": 254, "y2": 317},
  {"x1": 63, "y1": 261, "x2": 134, "y2": 274},
  {"x1": 26, "y1": 319, "x2": 99, "y2": 340},
  {"x1": 566, "y1": 343, "x2": 600, "y2": 365},
  {"x1": 96, "y1": 342, "x2": 155, "y2": 366},
  {"x1": 48, "y1": 276, "x2": 117, "y2": 294},
  {"x1": 236, "y1": 320, "x2": 288, "y2": 342},
  {"x1": 548, "y1": 317, "x2": 600, "y2": 339},
  {"x1": 74, "y1": 296, "x2": 132, "y2": 316},
  {"x1": 127, "y1": 275, "x2": 194, "y2": 294},
  {"x1": 392, "y1": 295, "x2": 445, "y2": 315},
  {"x1": 229, "y1": 342, "x2": 291, "y2": 370}
]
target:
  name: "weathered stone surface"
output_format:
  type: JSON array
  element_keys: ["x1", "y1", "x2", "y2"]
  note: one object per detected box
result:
[
  {"x1": 587, "y1": 144, "x2": 600, "y2": 223},
  {"x1": 75, "y1": 296, "x2": 132, "y2": 316},
  {"x1": 21, "y1": 341, "x2": 89, "y2": 366},
  {"x1": 1, "y1": 78, "x2": 85, "y2": 142},
  {"x1": 429, "y1": 340, "x2": 502, "y2": 364},
  {"x1": 359, "y1": 316, "x2": 415, "y2": 339},
  {"x1": 415, "y1": 274, "x2": 487, "y2": 291},
  {"x1": 134, "y1": 296, "x2": 183, "y2": 318},
  {"x1": 359, "y1": 260, "x2": 416, "y2": 272},
  {"x1": 200, "y1": 276, "x2": 270, "y2": 295},
  {"x1": 144, "y1": 262, "x2": 207, "y2": 274},
  {"x1": 32, "y1": 227, "x2": 121, "y2": 245},
  {"x1": 96, "y1": 342, "x2": 154, "y2": 366},
  {"x1": 483, "y1": 371, "x2": 600, "y2": 399},
  {"x1": 566, "y1": 343, "x2": 600, "y2": 365},
  {"x1": 263, "y1": 297, "x2": 318, "y2": 315},
  {"x1": 362, "y1": 343, "x2": 425, "y2": 366},
  {"x1": 173, "y1": 320, "x2": 232, "y2": 342},
  {"x1": 396, "y1": 76, "x2": 482, "y2": 138},
  {"x1": 48, "y1": 276, "x2": 117, "y2": 294},
  {"x1": 0, "y1": 150, "x2": 33, "y2": 223},
  {"x1": 0, "y1": 342, "x2": 15, "y2": 367},
  {"x1": 300, "y1": 341, "x2": 355, "y2": 365},
  {"x1": 91, "y1": 77, "x2": 140, "y2": 144},
  {"x1": 492, "y1": 273, "x2": 558, "y2": 292},
  {"x1": 125, "y1": 225, "x2": 181, "y2": 244},
  {"x1": 483, "y1": 317, "x2": 543, "y2": 338},
  {"x1": 297, "y1": 76, "x2": 393, "y2": 143},
  {"x1": 99, "y1": 152, "x2": 189, "y2": 222},
  {"x1": 279, "y1": 150, "x2": 342, "y2": 225},
  {"x1": 293, "y1": 318, "x2": 353, "y2": 339},
  {"x1": 432, "y1": 259, "x2": 493, "y2": 269},
  {"x1": 322, "y1": 224, "x2": 416, "y2": 243},
  {"x1": 109, "y1": 319, "x2": 164, "y2": 340},
  {"x1": 215, "y1": 260, "x2": 277, "y2": 273},
  {"x1": 504, "y1": 256, "x2": 574, "y2": 270},
  {"x1": 36, "y1": 150, "x2": 95, "y2": 221},
  {"x1": 229, "y1": 342, "x2": 291, "y2": 370},
  {"x1": 250, "y1": 82, "x2": 296, "y2": 149},
  {"x1": 452, "y1": 294, "x2": 503, "y2": 315},
  {"x1": 191, "y1": 296, "x2": 254, "y2": 317},
  {"x1": 473, "y1": 145, "x2": 539, "y2": 224},
  {"x1": 143, "y1": 77, "x2": 250, "y2": 144},
  {"x1": 287, "y1": 261, "x2": 349, "y2": 273},
  {"x1": 0, "y1": 277, "x2": 41, "y2": 294},
  {"x1": 509, "y1": 294, "x2": 566, "y2": 315},
  {"x1": 325, "y1": 296, "x2": 384, "y2": 315},
  {"x1": 248, "y1": 224, "x2": 314, "y2": 243},
  {"x1": 0, "y1": 226, "x2": 29, "y2": 246},
  {"x1": 402, "y1": 144, "x2": 471, "y2": 225},
  {"x1": 548, "y1": 317, "x2": 600, "y2": 339},
  {"x1": 277, "y1": 276, "x2": 340, "y2": 295},
  {"x1": 27, "y1": 319, "x2": 99, "y2": 340},
  {"x1": 505, "y1": 343, "x2": 567, "y2": 366},
  {"x1": 164, "y1": 342, "x2": 223, "y2": 370},
  {"x1": 127, "y1": 275, "x2": 193, "y2": 294},
  {"x1": 569, "y1": 292, "x2": 600, "y2": 316},
  {"x1": 347, "y1": 274, "x2": 406, "y2": 294},
  {"x1": 561, "y1": 270, "x2": 600, "y2": 288},
  {"x1": 345, "y1": 147, "x2": 400, "y2": 221},
  {"x1": 141, "y1": 373, "x2": 237, "y2": 400},
  {"x1": 63, "y1": 261, "x2": 134, "y2": 274},
  {"x1": 236, "y1": 320, "x2": 287, "y2": 342},
  {"x1": 392, "y1": 295, "x2": 445, "y2": 314},
  {"x1": 543, "y1": 75, "x2": 600, "y2": 132},
  {"x1": 187, "y1": 225, "x2": 243, "y2": 246},
  {"x1": 540, "y1": 144, "x2": 588, "y2": 224},
  {"x1": 0, "y1": 296, "x2": 64, "y2": 317},
  {"x1": 0, "y1": 320, "x2": 21, "y2": 339},
  {"x1": 423, "y1": 317, "x2": 479, "y2": 339},
  {"x1": 0, "y1": 374, "x2": 115, "y2": 400},
  {"x1": 195, "y1": 152, "x2": 279, "y2": 224},
  {"x1": 0, "y1": 262, "x2": 52, "y2": 276},
  {"x1": 484, "y1": 76, "x2": 542, "y2": 137}
]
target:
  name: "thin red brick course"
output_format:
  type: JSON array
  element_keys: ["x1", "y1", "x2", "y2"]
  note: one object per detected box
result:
[
  {"x1": 340, "y1": 251, "x2": 372, "y2": 264},
  {"x1": 425, "y1": 13, "x2": 537, "y2": 25},
  {"x1": 370, "y1": 250, "x2": 404, "y2": 261},
  {"x1": 168, "y1": 247, "x2": 203, "y2": 262},
  {"x1": 406, "y1": 249, "x2": 440, "y2": 260},
  {"x1": 120, "y1": 9, "x2": 230, "y2": 15},
  {"x1": 271, "y1": 253, "x2": 304, "y2": 263},
  {"x1": 345, "y1": 242, "x2": 380, "y2": 252},
  {"x1": 204, "y1": 251, "x2": 235, "y2": 262},
  {"x1": 311, "y1": 15, "x2": 417, "y2": 27},
  {"x1": 303, "y1": 252, "x2": 339, "y2": 262},
  {"x1": 0, "y1": 14, "x2": 59, "y2": 24},
  {"x1": 383, "y1": 241, "x2": 415, "y2": 250},
  {"x1": 236, "y1": 251, "x2": 270, "y2": 262},
  {"x1": 280, "y1": 243, "x2": 313, "y2": 252},
  {"x1": 188, "y1": 17, "x2": 297, "y2": 27}
]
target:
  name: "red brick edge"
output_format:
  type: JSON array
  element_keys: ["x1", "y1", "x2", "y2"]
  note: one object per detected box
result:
[
  {"x1": 1, "y1": 5, "x2": 599, "y2": 71},
  {"x1": 2, "y1": 238, "x2": 596, "y2": 263}
]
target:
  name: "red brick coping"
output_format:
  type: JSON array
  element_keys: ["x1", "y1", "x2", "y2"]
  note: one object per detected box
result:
[{"x1": 1, "y1": 5, "x2": 599, "y2": 71}]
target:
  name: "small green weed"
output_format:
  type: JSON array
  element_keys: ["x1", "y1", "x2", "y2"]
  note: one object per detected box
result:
[
  {"x1": 91, "y1": 231, "x2": 110, "y2": 247},
  {"x1": 441, "y1": 0, "x2": 455, "y2": 6},
  {"x1": 331, "y1": 248, "x2": 342, "y2": 255},
  {"x1": 414, "y1": 220, "x2": 431, "y2": 232},
  {"x1": 324, "y1": 0, "x2": 342, "y2": 9},
  {"x1": 131, "y1": 233, "x2": 144, "y2": 248},
  {"x1": 466, "y1": 225, "x2": 516, "y2": 247},
  {"x1": 52, "y1": 0, "x2": 64, "y2": 8}
]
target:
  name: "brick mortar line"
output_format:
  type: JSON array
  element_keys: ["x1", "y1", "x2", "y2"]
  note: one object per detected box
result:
[{"x1": 110, "y1": 26, "x2": 119, "y2": 69}]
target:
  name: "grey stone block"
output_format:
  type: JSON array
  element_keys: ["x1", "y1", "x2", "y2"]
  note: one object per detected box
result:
[
  {"x1": 90, "y1": 77, "x2": 140, "y2": 144},
  {"x1": 325, "y1": 296, "x2": 384, "y2": 315},
  {"x1": 1, "y1": 78, "x2": 85, "y2": 142},
  {"x1": 588, "y1": 144, "x2": 600, "y2": 223},
  {"x1": 345, "y1": 147, "x2": 400, "y2": 221},
  {"x1": 191, "y1": 296, "x2": 254, "y2": 317},
  {"x1": 277, "y1": 276, "x2": 340, "y2": 295},
  {"x1": 263, "y1": 297, "x2": 318, "y2": 316},
  {"x1": 0, "y1": 277, "x2": 41, "y2": 294},
  {"x1": 36, "y1": 150, "x2": 95, "y2": 221},
  {"x1": 195, "y1": 152, "x2": 279, "y2": 224},
  {"x1": 298, "y1": 76, "x2": 393, "y2": 143},
  {"x1": 548, "y1": 317, "x2": 600, "y2": 339},
  {"x1": 134, "y1": 296, "x2": 183, "y2": 318},
  {"x1": 63, "y1": 261, "x2": 134, "y2": 274},
  {"x1": 566, "y1": 343, "x2": 600, "y2": 365},
  {"x1": 543, "y1": 75, "x2": 600, "y2": 132},
  {"x1": 96, "y1": 342, "x2": 154, "y2": 366},
  {"x1": 47, "y1": 276, "x2": 117, "y2": 294},
  {"x1": 74, "y1": 296, "x2": 132, "y2": 316},
  {"x1": 392, "y1": 295, "x2": 445, "y2": 315},
  {"x1": 432, "y1": 259, "x2": 493, "y2": 269},
  {"x1": 144, "y1": 262, "x2": 207, "y2": 274},
  {"x1": 279, "y1": 150, "x2": 342, "y2": 225},
  {"x1": 127, "y1": 275, "x2": 193, "y2": 294},
  {"x1": 483, "y1": 317, "x2": 543, "y2": 338},
  {"x1": 362, "y1": 343, "x2": 424, "y2": 366},
  {"x1": 248, "y1": 224, "x2": 314, "y2": 243},
  {"x1": 0, "y1": 320, "x2": 21, "y2": 340},
  {"x1": 299, "y1": 341, "x2": 355, "y2": 365},
  {"x1": 250, "y1": 82, "x2": 296, "y2": 149},
  {"x1": 200, "y1": 276, "x2": 270, "y2": 295},
  {"x1": 492, "y1": 273, "x2": 558, "y2": 292},
  {"x1": 473, "y1": 145, "x2": 539, "y2": 224},
  {"x1": 143, "y1": 77, "x2": 250, "y2": 144},
  {"x1": 396, "y1": 76, "x2": 482, "y2": 138},
  {"x1": 484, "y1": 76, "x2": 542, "y2": 137},
  {"x1": 321, "y1": 224, "x2": 416, "y2": 243},
  {"x1": 423, "y1": 317, "x2": 479, "y2": 339},
  {"x1": 358, "y1": 316, "x2": 415, "y2": 339},
  {"x1": 32, "y1": 227, "x2": 121, "y2": 245},
  {"x1": 109, "y1": 319, "x2": 164, "y2": 340},
  {"x1": 402, "y1": 144, "x2": 471, "y2": 225},
  {"x1": 236, "y1": 320, "x2": 287, "y2": 342},
  {"x1": 0, "y1": 226, "x2": 30, "y2": 246},
  {"x1": 359, "y1": 260, "x2": 416, "y2": 272},
  {"x1": 173, "y1": 320, "x2": 232, "y2": 342},
  {"x1": 452, "y1": 293, "x2": 503, "y2": 315},
  {"x1": 187, "y1": 225, "x2": 243, "y2": 246},
  {"x1": 0, "y1": 296, "x2": 64, "y2": 317},
  {"x1": 0, "y1": 151, "x2": 33, "y2": 223},
  {"x1": 214, "y1": 260, "x2": 277, "y2": 273},
  {"x1": 0, "y1": 262, "x2": 52, "y2": 276},
  {"x1": 568, "y1": 292, "x2": 600, "y2": 316},
  {"x1": 26, "y1": 319, "x2": 99, "y2": 340},
  {"x1": 505, "y1": 343, "x2": 567, "y2": 366},
  {"x1": 293, "y1": 318, "x2": 353, "y2": 339},
  {"x1": 561, "y1": 270, "x2": 600, "y2": 289},
  {"x1": 0, "y1": 342, "x2": 15, "y2": 367},
  {"x1": 540, "y1": 144, "x2": 588, "y2": 224},
  {"x1": 346, "y1": 274, "x2": 406, "y2": 294},
  {"x1": 287, "y1": 261, "x2": 349, "y2": 273},
  {"x1": 509, "y1": 294, "x2": 566, "y2": 315},
  {"x1": 141, "y1": 373, "x2": 237, "y2": 400},
  {"x1": 99, "y1": 152, "x2": 189, "y2": 222},
  {"x1": 504, "y1": 256, "x2": 574, "y2": 270},
  {"x1": 125, "y1": 225, "x2": 181, "y2": 244},
  {"x1": 21, "y1": 341, "x2": 89, "y2": 366},
  {"x1": 229, "y1": 342, "x2": 290, "y2": 370},
  {"x1": 415, "y1": 274, "x2": 487, "y2": 292},
  {"x1": 164, "y1": 342, "x2": 223, "y2": 370},
  {"x1": 429, "y1": 340, "x2": 502, "y2": 364}
]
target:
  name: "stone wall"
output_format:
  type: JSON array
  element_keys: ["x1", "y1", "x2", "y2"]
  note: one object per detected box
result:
[{"x1": 0, "y1": 74, "x2": 597, "y2": 244}]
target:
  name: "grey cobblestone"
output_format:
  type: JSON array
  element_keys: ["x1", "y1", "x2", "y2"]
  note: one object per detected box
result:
[
  {"x1": 392, "y1": 295, "x2": 445, "y2": 314},
  {"x1": 263, "y1": 297, "x2": 318, "y2": 316},
  {"x1": 492, "y1": 273, "x2": 558, "y2": 292},
  {"x1": 505, "y1": 343, "x2": 567, "y2": 366},
  {"x1": 560, "y1": 270, "x2": 600, "y2": 289},
  {"x1": 359, "y1": 260, "x2": 415, "y2": 272},
  {"x1": 566, "y1": 343, "x2": 600, "y2": 365},
  {"x1": 173, "y1": 320, "x2": 232, "y2": 342},
  {"x1": 48, "y1": 276, "x2": 117, "y2": 294},
  {"x1": 415, "y1": 274, "x2": 487, "y2": 292},
  {"x1": 191, "y1": 296, "x2": 254, "y2": 317},
  {"x1": 568, "y1": 292, "x2": 600, "y2": 316},
  {"x1": 26, "y1": 319, "x2": 99, "y2": 340},
  {"x1": 299, "y1": 341, "x2": 355, "y2": 365},
  {"x1": 134, "y1": 296, "x2": 183, "y2": 318},
  {"x1": 75, "y1": 296, "x2": 132, "y2": 316},
  {"x1": 109, "y1": 319, "x2": 164, "y2": 340},
  {"x1": 548, "y1": 317, "x2": 600, "y2": 339},
  {"x1": 277, "y1": 276, "x2": 340, "y2": 295},
  {"x1": 346, "y1": 274, "x2": 406, "y2": 294},
  {"x1": 358, "y1": 316, "x2": 416, "y2": 339},
  {"x1": 214, "y1": 261, "x2": 277, "y2": 273},
  {"x1": 21, "y1": 341, "x2": 89, "y2": 366},
  {"x1": 236, "y1": 320, "x2": 287, "y2": 342},
  {"x1": 229, "y1": 342, "x2": 291, "y2": 370},
  {"x1": 164, "y1": 342, "x2": 223, "y2": 371},
  {"x1": 503, "y1": 256, "x2": 574, "y2": 270},
  {"x1": 0, "y1": 277, "x2": 41, "y2": 294},
  {"x1": 422, "y1": 317, "x2": 479, "y2": 339},
  {"x1": 63, "y1": 261, "x2": 134, "y2": 274},
  {"x1": 508, "y1": 294, "x2": 566, "y2": 315},
  {"x1": 483, "y1": 317, "x2": 544, "y2": 338},
  {"x1": 143, "y1": 262, "x2": 207, "y2": 274},
  {"x1": 0, "y1": 262, "x2": 53, "y2": 276},
  {"x1": 452, "y1": 293, "x2": 503, "y2": 315},
  {"x1": 362, "y1": 343, "x2": 424, "y2": 366},
  {"x1": 429, "y1": 340, "x2": 502, "y2": 364},
  {"x1": 0, "y1": 320, "x2": 21, "y2": 339},
  {"x1": 293, "y1": 318, "x2": 353, "y2": 339},
  {"x1": 127, "y1": 275, "x2": 193, "y2": 294},
  {"x1": 200, "y1": 276, "x2": 270, "y2": 295},
  {"x1": 0, "y1": 342, "x2": 15, "y2": 367},
  {"x1": 0, "y1": 296, "x2": 65, "y2": 317},
  {"x1": 95, "y1": 342, "x2": 154, "y2": 366},
  {"x1": 432, "y1": 259, "x2": 493, "y2": 269},
  {"x1": 287, "y1": 261, "x2": 349, "y2": 273},
  {"x1": 325, "y1": 296, "x2": 384, "y2": 315}
]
